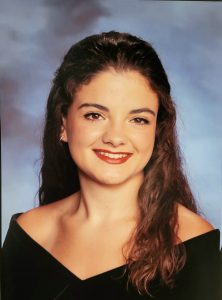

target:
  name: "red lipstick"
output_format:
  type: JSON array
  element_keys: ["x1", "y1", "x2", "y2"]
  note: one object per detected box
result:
[
  {"x1": 93, "y1": 149, "x2": 133, "y2": 164},
  {"x1": 93, "y1": 149, "x2": 132, "y2": 154}
]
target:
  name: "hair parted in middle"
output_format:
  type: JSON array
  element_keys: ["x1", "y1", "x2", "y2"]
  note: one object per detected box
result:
[{"x1": 39, "y1": 31, "x2": 197, "y2": 295}]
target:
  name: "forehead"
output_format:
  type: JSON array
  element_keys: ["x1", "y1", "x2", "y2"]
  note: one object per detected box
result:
[{"x1": 74, "y1": 69, "x2": 159, "y2": 111}]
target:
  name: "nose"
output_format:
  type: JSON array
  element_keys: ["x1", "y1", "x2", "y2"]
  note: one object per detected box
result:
[{"x1": 102, "y1": 123, "x2": 128, "y2": 147}]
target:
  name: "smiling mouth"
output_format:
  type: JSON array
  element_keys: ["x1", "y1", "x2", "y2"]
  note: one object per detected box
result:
[{"x1": 93, "y1": 149, "x2": 133, "y2": 164}]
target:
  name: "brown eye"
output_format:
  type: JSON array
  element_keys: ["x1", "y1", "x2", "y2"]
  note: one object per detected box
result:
[
  {"x1": 84, "y1": 112, "x2": 103, "y2": 120},
  {"x1": 132, "y1": 118, "x2": 149, "y2": 125}
]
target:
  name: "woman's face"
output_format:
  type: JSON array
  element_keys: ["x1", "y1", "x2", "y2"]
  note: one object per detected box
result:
[{"x1": 62, "y1": 69, "x2": 159, "y2": 185}]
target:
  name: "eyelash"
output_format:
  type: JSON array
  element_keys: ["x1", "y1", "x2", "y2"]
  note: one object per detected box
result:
[{"x1": 83, "y1": 112, "x2": 150, "y2": 125}]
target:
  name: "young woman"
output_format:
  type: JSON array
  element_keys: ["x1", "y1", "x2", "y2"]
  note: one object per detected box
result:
[{"x1": 2, "y1": 31, "x2": 220, "y2": 300}]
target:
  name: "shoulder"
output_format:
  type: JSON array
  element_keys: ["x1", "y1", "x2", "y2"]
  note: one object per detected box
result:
[
  {"x1": 16, "y1": 192, "x2": 79, "y2": 245},
  {"x1": 176, "y1": 203, "x2": 215, "y2": 243}
]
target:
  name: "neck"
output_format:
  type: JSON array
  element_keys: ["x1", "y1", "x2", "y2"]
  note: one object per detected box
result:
[{"x1": 75, "y1": 171, "x2": 144, "y2": 225}]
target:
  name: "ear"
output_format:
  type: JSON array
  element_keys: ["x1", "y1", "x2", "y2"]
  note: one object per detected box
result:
[{"x1": 60, "y1": 117, "x2": 68, "y2": 142}]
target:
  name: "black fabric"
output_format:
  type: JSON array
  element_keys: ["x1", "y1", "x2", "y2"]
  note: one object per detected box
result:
[{"x1": 1, "y1": 213, "x2": 220, "y2": 300}]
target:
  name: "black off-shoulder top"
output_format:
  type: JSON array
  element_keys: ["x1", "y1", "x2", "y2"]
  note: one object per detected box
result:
[{"x1": 1, "y1": 213, "x2": 221, "y2": 300}]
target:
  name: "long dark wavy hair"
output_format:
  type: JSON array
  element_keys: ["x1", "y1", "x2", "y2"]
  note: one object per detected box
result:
[{"x1": 39, "y1": 31, "x2": 197, "y2": 295}]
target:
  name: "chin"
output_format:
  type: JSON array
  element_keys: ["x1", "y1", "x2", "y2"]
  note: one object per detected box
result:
[
  {"x1": 97, "y1": 174, "x2": 127, "y2": 185},
  {"x1": 92, "y1": 172, "x2": 131, "y2": 186}
]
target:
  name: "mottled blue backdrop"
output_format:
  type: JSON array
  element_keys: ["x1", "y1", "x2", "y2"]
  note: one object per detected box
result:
[{"x1": 1, "y1": 0, "x2": 222, "y2": 242}]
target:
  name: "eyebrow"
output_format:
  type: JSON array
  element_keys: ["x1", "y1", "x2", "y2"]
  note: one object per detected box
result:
[{"x1": 77, "y1": 103, "x2": 156, "y2": 116}]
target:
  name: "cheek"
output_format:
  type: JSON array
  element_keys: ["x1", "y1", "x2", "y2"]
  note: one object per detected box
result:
[
  {"x1": 133, "y1": 127, "x2": 156, "y2": 153},
  {"x1": 67, "y1": 122, "x2": 102, "y2": 146}
]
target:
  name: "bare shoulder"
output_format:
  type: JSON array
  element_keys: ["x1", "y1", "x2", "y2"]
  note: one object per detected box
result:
[
  {"x1": 16, "y1": 192, "x2": 80, "y2": 245},
  {"x1": 177, "y1": 203, "x2": 214, "y2": 243}
]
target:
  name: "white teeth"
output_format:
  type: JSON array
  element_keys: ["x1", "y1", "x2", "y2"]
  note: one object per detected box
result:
[{"x1": 97, "y1": 151, "x2": 128, "y2": 159}]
